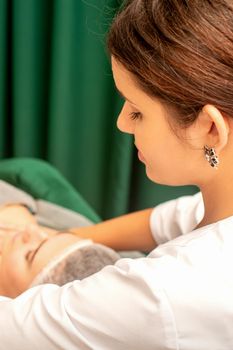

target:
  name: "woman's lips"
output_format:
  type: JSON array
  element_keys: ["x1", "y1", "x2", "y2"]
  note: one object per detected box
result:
[
  {"x1": 135, "y1": 143, "x2": 146, "y2": 163},
  {"x1": 138, "y1": 150, "x2": 145, "y2": 162}
]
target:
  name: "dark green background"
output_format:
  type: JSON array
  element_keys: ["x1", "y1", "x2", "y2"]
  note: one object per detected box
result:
[{"x1": 0, "y1": 0, "x2": 198, "y2": 219}]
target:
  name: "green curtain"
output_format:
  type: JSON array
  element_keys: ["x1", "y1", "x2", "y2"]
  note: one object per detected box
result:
[{"x1": 0, "y1": 0, "x2": 198, "y2": 219}]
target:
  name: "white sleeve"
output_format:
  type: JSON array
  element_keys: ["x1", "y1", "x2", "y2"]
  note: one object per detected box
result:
[
  {"x1": 150, "y1": 192, "x2": 204, "y2": 244},
  {"x1": 0, "y1": 258, "x2": 177, "y2": 350}
]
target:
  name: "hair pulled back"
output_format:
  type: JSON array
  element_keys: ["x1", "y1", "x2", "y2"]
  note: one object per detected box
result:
[{"x1": 108, "y1": 0, "x2": 233, "y2": 127}]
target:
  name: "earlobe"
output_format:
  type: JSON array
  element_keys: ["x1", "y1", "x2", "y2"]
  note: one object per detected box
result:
[{"x1": 202, "y1": 104, "x2": 230, "y2": 153}]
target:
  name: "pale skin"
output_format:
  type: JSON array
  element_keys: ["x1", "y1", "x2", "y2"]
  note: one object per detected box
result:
[
  {"x1": 0, "y1": 204, "x2": 83, "y2": 298},
  {"x1": 70, "y1": 56, "x2": 233, "y2": 242},
  {"x1": 0, "y1": 202, "x2": 155, "y2": 298}
]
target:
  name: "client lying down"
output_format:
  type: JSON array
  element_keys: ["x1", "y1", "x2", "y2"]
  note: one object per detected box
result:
[{"x1": 0, "y1": 204, "x2": 120, "y2": 298}]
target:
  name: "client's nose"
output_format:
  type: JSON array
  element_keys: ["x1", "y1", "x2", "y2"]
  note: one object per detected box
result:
[
  {"x1": 21, "y1": 230, "x2": 31, "y2": 243},
  {"x1": 21, "y1": 225, "x2": 48, "y2": 243}
]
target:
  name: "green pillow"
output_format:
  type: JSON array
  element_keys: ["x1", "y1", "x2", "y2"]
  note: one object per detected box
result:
[{"x1": 0, "y1": 158, "x2": 100, "y2": 223}]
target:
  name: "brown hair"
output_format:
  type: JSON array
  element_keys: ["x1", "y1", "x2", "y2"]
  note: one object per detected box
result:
[{"x1": 108, "y1": 0, "x2": 233, "y2": 128}]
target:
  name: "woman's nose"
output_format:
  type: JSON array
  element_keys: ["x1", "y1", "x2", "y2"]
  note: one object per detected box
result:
[
  {"x1": 21, "y1": 230, "x2": 30, "y2": 243},
  {"x1": 117, "y1": 103, "x2": 134, "y2": 135},
  {"x1": 21, "y1": 226, "x2": 36, "y2": 243},
  {"x1": 21, "y1": 225, "x2": 48, "y2": 243}
]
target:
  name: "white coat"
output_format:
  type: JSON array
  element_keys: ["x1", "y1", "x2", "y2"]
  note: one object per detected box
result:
[{"x1": 0, "y1": 192, "x2": 233, "y2": 349}]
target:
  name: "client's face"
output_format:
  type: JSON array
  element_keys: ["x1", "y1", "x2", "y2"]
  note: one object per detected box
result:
[{"x1": 0, "y1": 228, "x2": 80, "y2": 297}]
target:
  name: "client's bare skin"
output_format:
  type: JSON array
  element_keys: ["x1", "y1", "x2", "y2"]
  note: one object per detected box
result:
[{"x1": 0, "y1": 204, "x2": 85, "y2": 297}]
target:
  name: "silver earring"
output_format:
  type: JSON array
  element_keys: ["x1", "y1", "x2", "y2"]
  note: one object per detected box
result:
[{"x1": 204, "y1": 145, "x2": 219, "y2": 169}]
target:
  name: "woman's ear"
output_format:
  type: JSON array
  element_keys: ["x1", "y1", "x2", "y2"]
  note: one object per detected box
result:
[{"x1": 190, "y1": 104, "x2": 230, "y2": 154}]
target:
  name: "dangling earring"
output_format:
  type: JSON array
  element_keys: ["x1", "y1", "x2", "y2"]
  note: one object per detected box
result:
[{"x1": 204, "y1": 145, "x2": 219, "y2": 169}]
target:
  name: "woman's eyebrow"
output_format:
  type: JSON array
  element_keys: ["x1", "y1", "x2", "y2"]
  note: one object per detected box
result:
[
  {"x1": 29, "y1": 231, "x2": 68, "y2": 262},
  {"x1": 29, "y1": 231, "x2": 71, "y2": 262},
  {"x1": 28, "y1": 239, "x2": 48, "y2": 263},
  {"x1": 116, "y1": 87, "x2": 137, "y2": 105},
  {"x1": 56, "y1": 231, "x2": 70, "y2": 235}
]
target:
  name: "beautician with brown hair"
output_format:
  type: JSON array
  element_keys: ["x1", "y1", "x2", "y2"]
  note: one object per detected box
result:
[{"x1": 0, "y1": 1, "x2": 233, "y2": 349}]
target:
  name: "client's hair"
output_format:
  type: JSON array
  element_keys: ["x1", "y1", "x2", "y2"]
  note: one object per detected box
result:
[{"x1": 30, "y1": 241, "x2": 120, "y2": 287}]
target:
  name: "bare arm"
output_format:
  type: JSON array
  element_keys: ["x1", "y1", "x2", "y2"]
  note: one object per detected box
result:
[{"x1": 69, "y1": 208, "x2": 157, "y2": 252}]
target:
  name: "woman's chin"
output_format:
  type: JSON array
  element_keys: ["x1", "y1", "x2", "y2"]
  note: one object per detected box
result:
[
  {"x1": 145, "y1": 166, "x2": 184, "y2": 186},
  {"x1": 145, "y1": 166, "x2": 159, "y2": 183}
]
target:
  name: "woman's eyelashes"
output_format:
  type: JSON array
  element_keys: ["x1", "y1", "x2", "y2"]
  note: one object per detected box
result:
[
  {"x1": 129, "y1": 111, "x2": 142, "y2": 121},
  {"x1": 25, "y1": 239, "x2": 47, "y2": 263},
  {"x1": 25, "y1": 250, "x2": 35, "y2": 263}
]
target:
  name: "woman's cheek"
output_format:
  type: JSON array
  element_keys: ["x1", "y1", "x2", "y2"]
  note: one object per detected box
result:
[{"x1": 4, "y1": 254, "x2": 30, "y2": 285}]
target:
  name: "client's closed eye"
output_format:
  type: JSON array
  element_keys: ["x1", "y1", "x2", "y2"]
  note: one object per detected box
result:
[{"x1": 26, "y1": 239, "x2": 48, "y2": 263}]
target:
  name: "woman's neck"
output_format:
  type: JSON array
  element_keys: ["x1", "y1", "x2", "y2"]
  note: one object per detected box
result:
[{"x1": 197, "y1": 174, "x2": 233, "y2": 229}]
